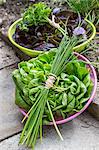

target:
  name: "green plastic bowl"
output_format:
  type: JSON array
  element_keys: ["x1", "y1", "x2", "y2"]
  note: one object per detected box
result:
[{"x1": 8, "y1": 18, "x2": 96, "y2": 57}]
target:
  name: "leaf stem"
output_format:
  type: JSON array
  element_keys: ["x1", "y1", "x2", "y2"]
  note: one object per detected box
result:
[{"x1": 47, "y1": 101, "x2": 64, "y2": 141}]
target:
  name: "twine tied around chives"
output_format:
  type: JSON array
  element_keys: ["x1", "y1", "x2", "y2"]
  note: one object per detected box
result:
[{"x1": 45, "y1": 74, "x2": 56, "y2": 89}]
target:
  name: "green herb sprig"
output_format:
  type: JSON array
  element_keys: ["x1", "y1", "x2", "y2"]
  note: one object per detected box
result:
[
  {"x1": 19, "y1": 2, "x2": 51, "y2": 31},
  {"x1": 19, "y1": 2, "x2": 65, "y2": 35}
]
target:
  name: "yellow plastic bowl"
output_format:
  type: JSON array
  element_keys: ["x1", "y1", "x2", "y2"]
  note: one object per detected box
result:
[{"x1": 8, "y1": 18, "x2": 96, "y2": 57}]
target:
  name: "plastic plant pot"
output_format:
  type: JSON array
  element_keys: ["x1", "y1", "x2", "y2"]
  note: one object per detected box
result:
[
  {"x1": 8, "y1": 18, "x2": 96, "y2": 57},
  {"x1": 19, "y1": 52, "x2": 97, "y2": 125}
]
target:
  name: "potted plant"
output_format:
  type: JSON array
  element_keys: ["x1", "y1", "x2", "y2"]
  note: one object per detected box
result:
[{"x1": 8, "y1": 2, "x2": 96, "y2": 57}]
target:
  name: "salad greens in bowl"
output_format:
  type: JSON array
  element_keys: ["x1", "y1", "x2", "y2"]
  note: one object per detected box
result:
[
  {"x1": 13, "y1": 49, "x2": 97, "y2": 125},
  {"x1": 12, "y1": 36, "x2": 97, "y2": 149}
]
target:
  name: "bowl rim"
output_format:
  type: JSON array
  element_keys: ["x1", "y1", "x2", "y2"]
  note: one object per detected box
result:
[
  {"x1": 8, "y1": 18, "x2": 96, "y2": 55},
  {"x1": 19, "y1": 52, "x2": 97, "y2": 125}
]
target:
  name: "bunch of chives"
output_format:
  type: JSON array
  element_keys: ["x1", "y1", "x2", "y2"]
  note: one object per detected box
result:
[{"x1": 19, "y1": 35, "x2": 77, "y2": 150}]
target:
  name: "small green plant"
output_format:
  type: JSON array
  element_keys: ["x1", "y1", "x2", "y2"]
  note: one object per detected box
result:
[
  {"x1": 19, "y1": 2, "x2": 52, "y2": 31},
  {"x1": 66, "y1": 0, "x2": 99, "y2": 15},
  {"x1": 18, "y1": 2, "x2": 65, "y2": 35}
]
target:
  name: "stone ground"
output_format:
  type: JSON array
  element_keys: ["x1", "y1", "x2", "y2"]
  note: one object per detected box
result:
[{"x1": 0, "y1": 38, "x2": 99, "y2": 150}]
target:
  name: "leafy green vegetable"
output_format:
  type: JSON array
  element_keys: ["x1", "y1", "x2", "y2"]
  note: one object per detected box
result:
[
  {"x1": 15, "y1": 88, "x2": 30, "y2": 111},
  {"x1": 19, "y1": 2, "x2": 51, "y2": 31},
  {"x1": 18, "y1": 2, "x2": 65, "y2": 36},
  {"x1": 12, "y1": 36, "x2": 93, "y2": 149}
]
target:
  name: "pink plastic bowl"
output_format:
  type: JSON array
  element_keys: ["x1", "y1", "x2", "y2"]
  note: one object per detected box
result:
[{"x1": 19, "y1": 52, "x2": 97, "y2": 125}]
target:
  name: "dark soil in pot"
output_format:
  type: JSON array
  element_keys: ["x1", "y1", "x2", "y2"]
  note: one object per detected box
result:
[{"x1": 13, "y1": 11, "x2": 90, "y2": 51}]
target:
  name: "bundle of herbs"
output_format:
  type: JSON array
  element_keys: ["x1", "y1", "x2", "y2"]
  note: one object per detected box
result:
[
  {"x1": 12, "y1": 36, "x2": 93, "y2": 149},
  {"x1": 13, "y1": 2, "x2": 91, "y2": 51}
]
